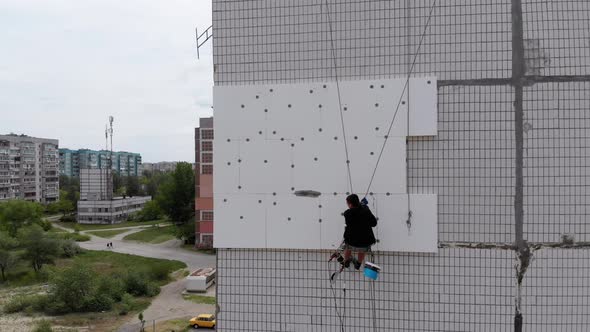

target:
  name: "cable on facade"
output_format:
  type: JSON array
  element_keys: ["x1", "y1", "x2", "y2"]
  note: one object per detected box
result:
[
  {"x1": 329, "y1": 262, "x2": 346, "y2": 332},
  {"x1": 363, "y1": 0, "x2": 438, "y2": 199},
  {"x1": 322, "y1": 0, "x2": 354, "y2": 194}
]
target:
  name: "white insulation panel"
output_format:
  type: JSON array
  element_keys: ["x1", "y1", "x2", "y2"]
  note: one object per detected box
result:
[{"x1": 214, "y1": 77, "x2": 438, "y2": 252}]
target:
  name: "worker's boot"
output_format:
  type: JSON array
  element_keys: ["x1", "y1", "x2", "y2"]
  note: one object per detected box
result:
[{"x1": 353, "y1": 258, "x2": 362, "y2": 270}]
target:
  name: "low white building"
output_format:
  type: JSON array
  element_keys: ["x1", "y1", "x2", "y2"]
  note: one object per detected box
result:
[
  {"x1": 77, "y1": 168, "x2": 150, "y2": 224},
  {"x1": 78, "y1": 196, "x2": 151, "y2": 224}
]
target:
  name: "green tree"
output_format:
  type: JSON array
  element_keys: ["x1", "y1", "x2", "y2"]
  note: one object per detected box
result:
[
  {"x1": 0, "y1": 200, "x2": 44, "y2": 237},
  {"x1": 113, "y1": 172, "x2": 124, "y2": 195},
  {"x1": 21, "y1": 225, "x2": 60, "y2": 272},
  {"x1": 174, "y1": 217, "x2": 196, "y2": 243},
  {"x1": 46, "y1": 196, "x2": 75, "y2": 217},
  {"x1": 138, "y1": 200, "x2": 163, "y2": 221},
  {"x1": 0, "y1": 232, "x2": 18, "y2": 281},
  {"x1": 126, "y1": 176, "x2": 142, "y2": 197},
  {"x1": 56, "y1": 199, "x2": 75, "y2": 217},
  {"x1": 156, "y1": 162, "x2": 195, "y2": 225},
  {"x1": 59, "y1": 175, "x2": 80, "y2": 210},
  {"x1": 45, "y1": 201, "x2": 60, "y2": 215},
  {"x1": 141, "y1": 170, "x2": 171, "y2": 198}
]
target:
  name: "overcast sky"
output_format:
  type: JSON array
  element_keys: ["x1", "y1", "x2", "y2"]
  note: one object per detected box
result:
[{"x1": 0, "y1": 0, "x2": 213, "y2": 162}]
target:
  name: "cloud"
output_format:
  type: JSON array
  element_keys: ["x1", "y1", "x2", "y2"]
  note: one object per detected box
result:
[{"x1": 0, "y1": 0, "x2": 213, "y2": 162}]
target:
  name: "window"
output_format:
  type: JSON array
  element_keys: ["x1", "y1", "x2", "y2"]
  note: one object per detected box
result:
[
  {"x1": 201, "y1": 211, "x2": 214, "y2": 221},
  {"x1": 201, "y1": 164, "x2": 213, "y2": 174},
  {"x1": 201, "y1": 141, "x2": 212, "y2": 151},
  {"x1": 201, "y1": 153, "x2": 213, "y2": 163},
  {"x1": 201, "y1": 129, "x2": 214, "y2": 140}
]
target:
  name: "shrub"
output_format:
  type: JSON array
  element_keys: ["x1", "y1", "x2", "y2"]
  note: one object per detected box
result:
[
  {"x1": 3, "y1": 296, "x2": 32, "y2": 313},
  {"x1": 61, "y1": 233, "x2": 90, "y2": 242},
  {"x1": 60, "y1": 239, "x2": 81, "y2": 258},
  {"x1": 126, "y1": 212, "x2": 140, "y2": 222},
  {"x1": 49, "y1": 263, "x2": 96, "y2": 312},
  {"x1": 59, "y1": 215, "x2": 76, "y2": 223},
  {"x1": 84, "y1": 293, "x2": 114, "y2": 312},
  {"x1": 44, "y1": 300, "x2": 69, "y2": 315},
  {"x1": 32, "y1": 320, "x2": 53, "y2": 332},
  {"x1": 36, "y1": 220, "x2": 53, "y2": 232},
  {"x1": 3, "y1": 295, "x2": 48, "y2": 314},
  {"x1": 148, "y1": 263, "x2": 171, "y2": 281},
  {"x1": 96, "y1": 275, "x2": 125, "y2": 302},
  {"x1": 118, "y1": 293, "x2": 135, "y2": 315},
  {"x1": 125, "y1": 271, "x2": 160, "y2": 297}
]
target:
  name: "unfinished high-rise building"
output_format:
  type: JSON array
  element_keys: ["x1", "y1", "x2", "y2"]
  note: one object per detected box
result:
[
  {"x1": 0, "y1": 134, "x2": 59, "y2": 204},
  {"x1": 211, "y1": 0, "x2": 590, "y2": 331}
]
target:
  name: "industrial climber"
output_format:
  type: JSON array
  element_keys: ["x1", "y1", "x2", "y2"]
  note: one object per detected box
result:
[{"x1": 341, "y1": 194, "x2": 378, "y2": 270}]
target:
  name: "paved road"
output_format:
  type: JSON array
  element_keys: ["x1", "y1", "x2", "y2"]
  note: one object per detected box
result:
[{"x1": 52, "y1": 223, "x2": 216, "y2": 271}]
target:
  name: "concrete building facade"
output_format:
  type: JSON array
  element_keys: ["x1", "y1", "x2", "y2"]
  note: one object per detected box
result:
[
  {"x1": 78, "y1": 196, "x2": 151, "y2": 224},
  {"x1": 0, "y1": 134, "x2": 59, "y2": 204},
  {"x1": 142, "y1": 162, "x2": 181, "y2": 173},
  {"x1": 212, "y1": 1, "x2": 590, "y2": 331},
  {"x1": 59, "y1": 149, "x2": 142, "y2": 177},
  {"x1": 58, "y1": 149, "x2": 79, "y2": 179},
  {"x1": 195, "y1": 117, "x2": 214, "y2": 248},
  {"x1": 79, "y1": 169, "x2": 112, "y2": 201}
]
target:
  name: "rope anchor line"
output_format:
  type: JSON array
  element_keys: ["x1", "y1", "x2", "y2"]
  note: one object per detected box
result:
[{"x1": 321, "y1": 1, "x2": 438, "y2": 331}]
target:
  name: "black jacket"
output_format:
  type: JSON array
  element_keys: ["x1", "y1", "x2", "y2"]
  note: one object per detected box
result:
[{"x1": 343, "y1": 206, "x2": 377, "y2": 247}]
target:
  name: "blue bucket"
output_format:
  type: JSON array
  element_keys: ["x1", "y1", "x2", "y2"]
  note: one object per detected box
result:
[{"x1": 363, "y1": 262, "x2": 381, "y2": 280}]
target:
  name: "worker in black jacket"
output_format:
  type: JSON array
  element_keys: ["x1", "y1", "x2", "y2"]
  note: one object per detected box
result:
[{"x1": 342, "y1": 194, "x2": 377, "y2": 270}]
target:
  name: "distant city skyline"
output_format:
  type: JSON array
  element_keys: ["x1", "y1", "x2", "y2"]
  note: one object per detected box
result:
[{"x1": 0, "y1": 0, "x2": 213, "y2": 162}]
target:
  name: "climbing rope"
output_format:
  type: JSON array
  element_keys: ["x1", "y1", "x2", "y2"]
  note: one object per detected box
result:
[
  {"x1": 364, "y1": 0, "x2": 438, "y2": 198},
  {"x1": 322, "y1": 0, "x2": 354, "y2": 194},
  {"x1": 328, "y1": 261, "x2": 346, "y2": 332},
  {"x1": 321, "y1": 1, "x2": 438, "y2": 330}
]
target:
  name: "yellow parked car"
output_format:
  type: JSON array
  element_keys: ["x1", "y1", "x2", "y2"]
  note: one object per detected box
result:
[{"x1": 189, "y1": 314, "x2": 216, "y2": 329}]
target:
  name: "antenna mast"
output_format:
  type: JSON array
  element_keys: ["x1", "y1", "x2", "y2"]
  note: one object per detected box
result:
[{"x1": 107, "y1": 116, "x2": 114, "y2": 202}]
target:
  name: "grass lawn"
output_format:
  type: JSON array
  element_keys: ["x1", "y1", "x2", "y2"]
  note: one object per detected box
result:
[
  {"x1": 123, "y1": 225, "x2": 176, "y2": 244},
  {"x1": 183, "y1": 294, "x2": 216, "y2": 305},
  {"x1": 86, "y1": 229, "x2": 130, "y2": 239},
  {"x1": 47, "y1": 227, "x2": 66, "y2": 234},
  {"x1": 55, "y1": 219, "x2": 168, "y2": 231},
  {"x1": 154, "y1": 318, "x2": 192, "y2": 332},
  {"x1": 56, "y1": 250, "x2": 186, "y2": 285},
  {"x1": 58, "y1": 232, "x2": 91, "y2": 242}
]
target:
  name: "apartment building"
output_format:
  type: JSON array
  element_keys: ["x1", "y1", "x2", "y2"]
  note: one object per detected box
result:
[
  {"x1": 59, "y1": 149, "x2": 142, "y2": 177},
  {"x1": 142, "y1": 161, "x2": 187, "y2": 173},
  {"x1": 59, "y1": 148, "x2": 79, "y2": 178},
  {"x1": 0, "y1": 134, "x2": 59, "y2": 203},
  {"x1": 195, "y1": 117, "x2": 213, "y2": 248}
]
